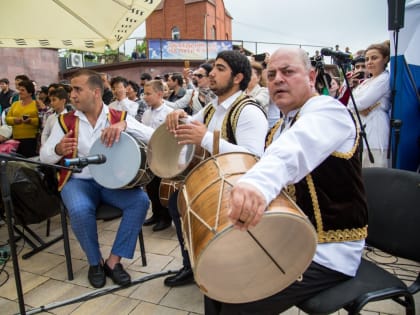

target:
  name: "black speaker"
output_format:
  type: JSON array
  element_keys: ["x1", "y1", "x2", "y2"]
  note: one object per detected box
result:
[{"x1": 388, "y1": 0, "x2": 406, "y2": 30}]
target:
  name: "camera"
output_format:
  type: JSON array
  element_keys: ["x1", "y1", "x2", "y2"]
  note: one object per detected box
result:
[
  {"x1": 354, "y1": 71, "x2": 365, "y2": 79},
  {"x1": 310, "y1": 56, "x2": 324, "y2": 70},
  {"x1": 254, "y1": 53, "x2": 266, "y2": 62}
]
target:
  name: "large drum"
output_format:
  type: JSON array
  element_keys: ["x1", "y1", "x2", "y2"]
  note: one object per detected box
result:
[
  {"x1": 178, "y1": 152, "x2": 317, "y2": 303},
  {"x1": 88, "y1": 132, "x2": 153, "y2": 189},
  {"x1": 147, "y1": 123, "x2": 208, "y2": 180}
]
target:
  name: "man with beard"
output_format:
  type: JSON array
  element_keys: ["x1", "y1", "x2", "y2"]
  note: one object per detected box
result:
[{"x1": 162, "y1": 50, "x2": 268, "y2": 287}]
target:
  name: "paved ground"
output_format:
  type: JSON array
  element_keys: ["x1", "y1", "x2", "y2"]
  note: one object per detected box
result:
[{"x1": 0, "y1": 212, "x2": 418, "y2": 315}]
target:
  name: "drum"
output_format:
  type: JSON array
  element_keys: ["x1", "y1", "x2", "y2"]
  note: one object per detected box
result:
[
  {"x1": 88, "y1": 132, "x2": 153, "y2": 189},
  {"x1": 159, "y1": 178, "x2": 182, "y2": 207},
  {"x1": 178, "y1": 152, "x2": 317, "y2": 303},
  {"x1": 147, "y1": 123, "x2": 208, "y2": 180}
]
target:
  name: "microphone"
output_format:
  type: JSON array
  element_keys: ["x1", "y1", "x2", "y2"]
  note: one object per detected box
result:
[
  {"x1": 320, "y1": 48, "x2": 351, "y2": 60},
  {"x1": 64, "y1": 154, "x2": 106, "y2": 168}
]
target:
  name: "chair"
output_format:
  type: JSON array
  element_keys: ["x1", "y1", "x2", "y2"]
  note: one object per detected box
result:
[
  {"x1": 298, "y1": 167, "x2": 420, "y2": 315},
  {"x1": 62, "y1": 203, "x2": 147, "y2": 280}
]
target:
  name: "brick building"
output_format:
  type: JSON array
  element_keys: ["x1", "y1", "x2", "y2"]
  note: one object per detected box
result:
[{"x1": 146, "y1": 0, "x2": 232, "y2": 40}]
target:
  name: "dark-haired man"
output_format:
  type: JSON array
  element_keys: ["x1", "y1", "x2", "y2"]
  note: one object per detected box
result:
[
  {"x1": 40, "y1": 69, "x2": 154, "y2": 288},
  {"x1": 163, "y1": 50, "x2": 268, "y2": 287},
  {"x1": 0, "y1": 78, "x2": 15, "y2": 112}
]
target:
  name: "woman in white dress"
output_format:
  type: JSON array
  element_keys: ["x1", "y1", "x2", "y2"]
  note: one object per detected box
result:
[{"x1": 348, "y1": 41, "x2": 391, "y2": 167}]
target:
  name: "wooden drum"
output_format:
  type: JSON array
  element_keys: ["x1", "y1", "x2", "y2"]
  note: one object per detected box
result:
[{"x1": 178, "y1": 152, "x2": 317, "y2": 303}]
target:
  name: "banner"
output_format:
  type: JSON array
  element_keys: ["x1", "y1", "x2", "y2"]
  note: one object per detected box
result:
[{"x1": 148, "y1": 40, "x2": 233, "y2": 60}]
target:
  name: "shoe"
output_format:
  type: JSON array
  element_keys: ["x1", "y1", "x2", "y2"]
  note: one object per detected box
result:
[
  {"x1": 153, "y1": 220, "x2": 172, "y2": 231},
  {"x1": 104, "y1": 262, "x2": 131, "y2": 286},
  {"x1": 143, "y1": 215, "x2": 158, "y2": 226},
  {"x1": 164, "y1": 266, "x2": 194, "y2": 287},
  {"x1": 88, "y1": 264, "x2": 106, "y2": 288}
]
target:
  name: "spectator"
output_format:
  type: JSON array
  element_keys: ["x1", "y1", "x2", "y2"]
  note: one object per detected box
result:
[
  {"x1": 100, "y1": 73, "x2": 114, "y2": 105},
  {"x1": 167, "y1": 73, "x2": 186, "y2": 102},
  {"x1": 348, "y1": 41, "x2": 391, "y2": 167},
  {"x1": 41, "y1": 87, "x2": 70, "y2": 145},
  {"x1": 109, "y1": 76, "x2": 139, "y2": 117},
  {"x1": 127, "y1": 80, "x2": 148, "y2": 122},
  {"x1": 6, "y1": 79, "x2": 39, "y2": 157},
  {"x1": 246, "y1": 61, "x2": 270, "y2": 110},
  {"x1": 0, "y1": 78, "x2": 15, "y2": 112},
  {"x1": 139, "y1": 72, "x2": 152, "y2": 96},
  {"x1": 141, "y1": 80, "x2": 174, "y2": 231}
]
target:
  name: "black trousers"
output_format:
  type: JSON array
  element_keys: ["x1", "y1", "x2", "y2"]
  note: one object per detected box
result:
[
  {"x1": 204, "y1": 261, "x2": 351, "y2": 315},
  {"x1": 145, "y1": 175, "x2": 171, "y2": 221},
  {"x1": 168, "y1": 190, "x2": 191, "y2": 268}
]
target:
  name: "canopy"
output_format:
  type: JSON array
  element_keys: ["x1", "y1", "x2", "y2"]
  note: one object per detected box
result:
[
  {"x1": 390, "y1": 0, "x2": 420, "y2": 171},
  {"x1": 0, "y1": 0, "x2": 161, "y2": 52}
]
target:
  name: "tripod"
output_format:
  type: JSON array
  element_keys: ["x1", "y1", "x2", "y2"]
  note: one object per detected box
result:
[
  {"x1": 0, "y1": 153, "x2": 79, "y2": 315},
  {"x1": 336, "y1": 60, "x2": 375, "y2": 164}
]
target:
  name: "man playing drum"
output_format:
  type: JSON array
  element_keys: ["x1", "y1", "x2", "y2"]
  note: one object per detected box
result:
[
  {"x1": 164, "y1": 50, "x2": 268, "y2": 287},
  {"x1": 204, "y1": 47, "x2": 368, "y2": 314},
  {"x1": 40, "y1": 69, "x2": 154, "y2": 288}
]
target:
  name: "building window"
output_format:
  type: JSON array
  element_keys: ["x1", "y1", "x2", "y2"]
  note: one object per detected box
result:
[
  {"x1": 211, "y1": 26, "x2": 216, "y2": 40},
  {"x1": 172, "y1": 26, "x2": 180, "y2": 40}
]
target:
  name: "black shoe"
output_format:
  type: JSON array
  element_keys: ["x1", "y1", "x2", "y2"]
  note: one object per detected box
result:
[
  {"x1": 104, "y1": 262, "x2": 131, "y2": 286},
  {"x1": 88, "y1": 264, "x2": 106, "y2": 288},
  {"x1": 164, "y1": 266, "x2": 194, "y2": 287},
  {"x1": 143, "y1": 215, "x2": 158, "y2": 226},
  {"x1": 153, "y1": 220, "x2": 172, "y2": 231}
]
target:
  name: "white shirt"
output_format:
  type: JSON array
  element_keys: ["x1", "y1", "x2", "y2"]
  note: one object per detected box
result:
[
  {"x1": 192, "y1": 91, "x2": 268, "y2": 157},
  {"x1": 41, "y1": 109, "x2": 68, "y2": 145},
  {"x1": 247, "y1": 84, "x2": 270, "y2": 110},
  {"x1": 239, "y1": 95, "x2": 364, "y2": 276},
  {"x1": 348, "y1": 70, "x2": 391, "y2": 151},
  {"x1": 109, "y1": 97, "x2": 139, "y2": 117},
  {"x1": 40, "y1": 104, "x2": 154, "y2": 179},
  {"x1": 141, "y1": 102, "x2": 173, "y2": 129}
]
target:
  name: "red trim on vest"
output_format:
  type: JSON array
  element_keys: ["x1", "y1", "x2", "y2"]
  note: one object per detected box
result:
[{"x1": 57, "y1": 109, "x2": 126, "y2": 191}]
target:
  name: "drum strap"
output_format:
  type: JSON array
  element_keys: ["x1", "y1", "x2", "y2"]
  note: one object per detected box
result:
[{"x1": 56, "y1": 109, "x2": 127, "y2": 191}]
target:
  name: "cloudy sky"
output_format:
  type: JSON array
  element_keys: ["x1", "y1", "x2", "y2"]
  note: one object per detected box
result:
[
  {"x1": 223, "y1": 0, "x2": 390, "y2": 55},
  {"x1": 129, "y1": 0, "x2": 390, "y2": 56}
]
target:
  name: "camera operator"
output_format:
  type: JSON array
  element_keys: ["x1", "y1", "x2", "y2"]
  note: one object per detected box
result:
[
  {"x1": 310, "y1": 56, "x2": 331, "y2": 95},
  {"x1": 338, "y1": 55, "x2": 368, "y2": 105}
]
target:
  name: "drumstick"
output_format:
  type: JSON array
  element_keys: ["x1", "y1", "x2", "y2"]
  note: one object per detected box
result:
[{"x1": 213, "y1": 130, "x2": 220, "y2": 155}]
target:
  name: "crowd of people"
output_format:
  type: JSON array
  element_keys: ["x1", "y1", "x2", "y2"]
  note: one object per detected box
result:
[{"x1": 0, "y1": 40, "x2": 393, "y2": 313}]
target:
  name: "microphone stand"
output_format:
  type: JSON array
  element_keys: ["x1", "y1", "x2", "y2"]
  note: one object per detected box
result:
[
  {"x1": 0, "y1": 153, "x2": 80, "y2": 315},
  {"x1": 337, "y1": 60, "x2": 375, "y2": 164}
]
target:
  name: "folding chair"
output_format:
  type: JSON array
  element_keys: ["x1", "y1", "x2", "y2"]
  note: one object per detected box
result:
[{"x1": 298, "y1": 167, "x2": 420, "y2": 315}]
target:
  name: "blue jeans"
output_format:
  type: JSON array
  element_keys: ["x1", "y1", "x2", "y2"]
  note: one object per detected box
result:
[{"x1": 61, "y1": 178, "x2": 149, "y2": 265}]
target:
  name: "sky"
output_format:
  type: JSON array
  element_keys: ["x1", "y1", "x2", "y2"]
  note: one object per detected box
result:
[{"x1": 127, "y1": 0, "x2": 390, "y2": 57}]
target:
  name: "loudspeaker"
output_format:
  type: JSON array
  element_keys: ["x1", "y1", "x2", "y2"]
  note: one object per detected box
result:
[{"x1": 388, "y1": 0, "x2": 406, "y2": 30}]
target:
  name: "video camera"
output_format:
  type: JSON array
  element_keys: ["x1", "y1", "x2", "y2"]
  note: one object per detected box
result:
[{"x1": 310, "y1": 55, "x2": 324, "y2": 70}]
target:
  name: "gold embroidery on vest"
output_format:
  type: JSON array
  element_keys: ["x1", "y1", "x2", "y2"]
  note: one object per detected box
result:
[
  {"x1": 265, "y1": 118, "x2": 284, "y2": 148},
  {"x1": 306, "y1": 173, "x2": 367, "y2": 243}
]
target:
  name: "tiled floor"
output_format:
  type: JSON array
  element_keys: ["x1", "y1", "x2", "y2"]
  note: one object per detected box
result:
[{"x1": 0, "y1": 213, "x2": 419, "y2": 315}]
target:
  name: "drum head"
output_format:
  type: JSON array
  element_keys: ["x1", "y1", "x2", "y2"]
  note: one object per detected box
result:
[
  {"x1": 147, "y1": 123, "x2": 195, "y2": 179},
  {"x1": 194, "y1": 211, "x2": 317, "y2": 303},
  {"x1": 89, "y1": 132, "x2": 142, "y2": 189}
]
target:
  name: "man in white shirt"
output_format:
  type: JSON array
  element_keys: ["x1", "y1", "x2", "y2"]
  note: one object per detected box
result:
[
  {"x1": 108, "y1": 76, "x2": 139, "y2": 117},
  {"x1": 204, "y1": 47, "x2": 368, "y2": 314},
  {"x1": 163, "y1": 50, "x2": 268, "y2": 287},
  {"x1": 40, "y1": 69, "x2": 154, "y2": 289}
]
